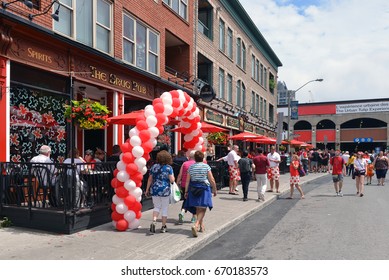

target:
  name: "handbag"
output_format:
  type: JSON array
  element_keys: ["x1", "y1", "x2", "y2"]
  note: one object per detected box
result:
[
  {"x1": 298, "y1": 167, "x2": 305, "y2": 177},
  {"x1": 170, "y1": 182, "x2": 181, "y2": 204}
]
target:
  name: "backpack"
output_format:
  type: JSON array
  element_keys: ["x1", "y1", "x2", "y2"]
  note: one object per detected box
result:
[{"x1": 238, "y1": 158, "x2": 252, "y2": 173}]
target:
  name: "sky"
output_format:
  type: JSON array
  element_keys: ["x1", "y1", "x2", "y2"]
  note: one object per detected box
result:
[{"x1": 239, "y1": 0, "x2": 389, "y2": 103}]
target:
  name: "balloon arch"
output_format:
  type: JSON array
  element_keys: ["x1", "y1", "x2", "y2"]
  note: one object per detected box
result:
[{"x1": 110, "y1": 90, "x2": 204, "y2": 231}]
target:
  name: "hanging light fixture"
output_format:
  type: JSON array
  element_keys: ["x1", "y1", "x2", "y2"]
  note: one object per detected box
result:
[{"x1": 28, "y1": 0, "x2": 60, "y2": 22}]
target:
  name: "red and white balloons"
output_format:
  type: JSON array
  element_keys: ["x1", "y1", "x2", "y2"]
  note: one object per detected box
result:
[{"x1": 111, "y1": 90, "x2": 202, "y2": 231}]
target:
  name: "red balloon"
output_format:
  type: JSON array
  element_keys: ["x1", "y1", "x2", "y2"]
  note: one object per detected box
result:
[
  {"x1": 142, "y1": 141, "x2": 154, "y2": 153},
  {"x1": 189, "y1": 122, "x2": 198, "y2": 131},
  {"x1": 136, "y1": 211, "x2": 142, "y2": 219},
  {"x1": 152, "y1": 98, "x2": 162, "y2": 106},
  {"x1": 115, "y1": 186, "x2": 129, "y2": 198},
  {"x1": 157, "y1": 125, "x2": 164, "y2": 134},
  {"x1": 143, "y1": 153, "x2": 150, "y2": 162},
  {"x1": 170, "y1": 90, "x2": 179, "y2": 99},
  {"x1": 172, "y1": 98, "x2": 180, "y2": 108},
  {"x1": 135, "y1": 115, "x2": 146, "y2": 123},
  {"x1": 136, "y1": 120, "x2": 148, "y2": 131},
  {"x1": 184, "y1": 93, "x2": 191, "y2": 102},
  {"x1": 116, "y1": 219, "x2": 128, "y2": 231},
  {"x1": 122, "y1": 152, "x2": 134, "y2": 163},
  {"x1": 170, "y1": 108, "x2": 179, "y2": 118},
  {"x1": 111, "y1": 211, "x2": 124, "y2": 221},
  {"x1": 139, "y1": 130, "x2": 151, "y2": 142},
  {"x1": 182, "y1": 101, "x2": 188, "y2": 109},
  {"x1": 191, "y1": 102, "x2": 197, "y2": 111},
  {"x1": 126, "y1": 163, "x2": 138, "y2": 175},
  {"x1": 154, "y1": 103, "x2": 164, "y2": 114},
  {"x1": 124, "y1": 195, "x2": 136, "y2": 208},
  {"x1": 135, "y1": 180, "x2": 142, "y2": 187},
  {"x1": 121, "y1": 142, "x2": 133, "y2": 153},
  {"x1": 111, "y1": 178, "x2": 124, "y2": 189},
  {"x1": 131, "y1": 201, "x2": 142, "y2": 213},
  {"x1": 133, "y1": 172, "x2": 143, "y2": 183},
  {"x1": 156, "y1": 113, "x2": 166, "y2": 125},
  {"x1": 111, "y1": 203, "x2": 116, "y2": 212},
  {"x1": 113, "y1": 168, "x2": 119, "y2": 177},
  {"x1": 193, "y1": 116, "x2": 200, "y2": 123}
]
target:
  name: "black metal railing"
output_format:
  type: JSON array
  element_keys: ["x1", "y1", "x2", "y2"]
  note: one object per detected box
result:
[{"x1": 0, "y1": 161, "x2": 116, "y2": 212}]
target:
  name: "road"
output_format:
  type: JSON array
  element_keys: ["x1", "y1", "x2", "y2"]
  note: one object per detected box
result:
[{"x1": 188, "y1": 175, "x2": 389, "y2": 260}]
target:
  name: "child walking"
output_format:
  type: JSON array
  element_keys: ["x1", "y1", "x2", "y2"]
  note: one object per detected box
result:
[{"x1": 366, "y1": 160, "x2": 374, "y2": 185}]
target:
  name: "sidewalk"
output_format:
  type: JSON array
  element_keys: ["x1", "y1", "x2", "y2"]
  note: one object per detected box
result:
[{"x1": 0, "y1": 172, "x2": 327, "y2": 260}]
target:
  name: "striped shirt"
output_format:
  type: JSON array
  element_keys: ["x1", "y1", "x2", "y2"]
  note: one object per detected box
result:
[{"x1": 187, "y1": 162, "x2": 211, "y2": 185}]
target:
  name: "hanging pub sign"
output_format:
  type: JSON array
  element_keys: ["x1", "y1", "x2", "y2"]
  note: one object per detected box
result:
[
  {"x1": 199, "y1": 84, "x2": 216, "y2": 103},
  {"x1": 290, "y1": 100, "x2": 299, "y2": 120}
]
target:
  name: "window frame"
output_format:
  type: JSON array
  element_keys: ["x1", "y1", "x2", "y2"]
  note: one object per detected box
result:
[
  {"x1": 219, "y1": 19, "x2": 225, "y2": 52},
  {"x1": 163, "y1": 0, "x2": 188, "y2": 21}
]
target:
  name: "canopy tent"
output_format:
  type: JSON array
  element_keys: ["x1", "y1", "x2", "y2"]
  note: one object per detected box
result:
[
  {"x1": 169, "y1": 122, "x2": 228, "y2": 133},
  {"x1": 247, "y1": 137, "x2": 288, "y2": 145},
  {"x1": 228, "y1": 132, "x2": 264, "y2": 140}
]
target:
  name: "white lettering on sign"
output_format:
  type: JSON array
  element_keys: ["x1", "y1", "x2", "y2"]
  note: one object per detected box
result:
[{"x1": 336, "y1": 101, "x2": 389, "y2": 114}]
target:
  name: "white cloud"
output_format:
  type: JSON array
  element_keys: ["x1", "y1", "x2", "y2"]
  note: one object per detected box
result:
[{"x1": 239, "y1": 0, "x2": 389, "y2": 103}]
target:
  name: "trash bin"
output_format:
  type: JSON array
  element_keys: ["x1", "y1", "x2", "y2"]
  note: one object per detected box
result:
[{"x1": 208, "y1": 161, "x2": 228, "y2": 190}]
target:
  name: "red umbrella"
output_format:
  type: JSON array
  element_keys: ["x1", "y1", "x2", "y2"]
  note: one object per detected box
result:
[
  {"x1": 228, "y1": 132, "x2": 264, "y2": 140},
  {"x1": 288, "y1": 139, "x2": 306, "y2": 146},
  {"x1": 248, "y1": 137, "x2": 288, "y2": 145},
  {"x1": 170, "y1": 122, "x2": 228, "y2": 133},
  {"x1": 108, "y1": 110, "x2": 179, "y2": 125}
]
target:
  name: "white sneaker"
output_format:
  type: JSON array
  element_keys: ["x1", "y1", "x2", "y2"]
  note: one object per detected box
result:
[{"x1": 339, "y1": 191, "x2": 343, "y2": 197}]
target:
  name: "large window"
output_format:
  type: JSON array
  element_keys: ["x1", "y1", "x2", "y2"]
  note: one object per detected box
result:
[
  {"x1": 55, "y1": 0, "x2": 112, "y2": 54},
  {"x1": 227, "y1": 74, "x2": 232, "y2": 102},
  {"x1": 227, "y1": 28, "x2": 233, "y2": 59},
  {"x1": 163, "y1": 0, "x2": 188, "y2": 20},
  {"x1": 236, "y1": 80, "x2": 245, "y2": 108},
  {"x1": 123, "y1": 14, "x2": 160, "y2": 75},
  {"x1": 218, "y1": 68, "x2": 225, "y2": 99},
  {"x1": 236, "y1": 38, "x2": 246, "y2": 70},
  {"x1": 219, "y1": 19, "x2": 225, "y2": 52},
  {"x1": 260, "y1": 97, "x2": 263, "y2": 118}
]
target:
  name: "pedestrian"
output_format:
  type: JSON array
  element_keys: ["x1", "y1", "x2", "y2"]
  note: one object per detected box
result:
[
  {"x1": 145, "y1": 150, "x2": 175, "y2": 234},
  {"x1": 184, "y1": 151, "x2": 217, "y2": 237},
  {"x1": 366, "y1": 160, "x2": 374, "y2": 185},
  {"x1": 287, "y1": 154, "x2": 305, "y2": 199},
  {"x1": 107, "y1": 144, "x2": 121, "y2": 163},
  {"x1": 354, "y1": 151, "x2": 367, "y2": 197},
  {"x1": 253, "y1": 148, "x2": 270, "y2": 202},
  {"x1": 330, "y1": 149, "x2": 346, "y2": 197},
  {"x1": 310, "y1": 148, "x2": 320, "y2": 173},
  {"x1": 238, "y1": 150, "x2": 255, "y2": 201},
  {"x1": 342, "y1": 151, "x2": 350, "y2": 175},
  {"x1": 176, "y1": 150, "x2": 196, "y2": 224},
  {"x1": 172, "y1": 150, "x2": 188, "y2": 179},
  {"x1": 347, "y1": 153, "x2": 356, "y2": 176},
  {"x1": 267, "y1": 146, "x2": 281, "y2": 193},
  {"x1": 226, "y1": 145, "x2": 240, "y2": 195},
  {"x1": 372, "y1": 151, "x2": 389, "y2": 186},
  {"x1": 300, "y1": 149, "x2": 309, "y2": 175}
]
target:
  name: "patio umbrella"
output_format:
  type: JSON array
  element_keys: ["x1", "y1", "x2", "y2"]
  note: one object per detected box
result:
[
  {"x1": 228, "y1": 132, "x2": 264, "y2": 140},
  {"x1": 107, "y1": 110, "x2": 179, "y2": 125},
  {"x1": 169, "y1": 122, "x2": 228, "y2": 133},
  {"x1": 288, "y1": 139, "x2": 306, "y2": 146},
  {"x1": 248, "y1": 137, "x2": 288, "y2": 145}
]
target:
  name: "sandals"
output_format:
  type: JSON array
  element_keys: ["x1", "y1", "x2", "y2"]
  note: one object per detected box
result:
[
  {"x1": 229, "y1": 192, "x2": 238, "y2": 195},
  {"x1": 191, "y1": 225, "x2": 198, "y2": 237}
]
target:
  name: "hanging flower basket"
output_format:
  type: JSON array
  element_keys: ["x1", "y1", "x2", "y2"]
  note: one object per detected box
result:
[
  {"x1": 206, "y1": 132, "x2": 228, "y2": 145},
  {"x1": 64, "y1": 99, "x2": 110, "y2": 130}
]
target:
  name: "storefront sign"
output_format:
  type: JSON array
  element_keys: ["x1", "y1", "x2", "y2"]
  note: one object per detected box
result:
[
  {"x1": 354, "y1": 137, "x2": 373, "y2": 143},
  {"x1": 244, "y1": 123, "x2": 253, "y2": 132},
  {"x1": 205, "y1": 109, "x2": 224, "y2": 125},
  {"x1": 90, "y1": 66, "x2": 147, "y2": 94},
  {"x1": 226, "y1": 116, "x2": 239, "y2": 130},
  {"x1": 291, "y1": 100, "x2": 299, "y2": 120},
  {"x1": 255, "y1": 127, "x2": 265, "y2": 135},
  {"x1": 336, "y1": 101, "x2": 389, "y2": 114},
  {"x1": 27, "y1": 48, "x2": 53, "y2": 64}
]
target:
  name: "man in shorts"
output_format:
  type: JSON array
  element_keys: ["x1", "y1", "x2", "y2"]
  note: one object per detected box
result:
[
  {"x1": 330, "y1": 149, "x2": 346, "y2": 196},
  {"x1": 267, "y1": 146, "x2": 281, "y2": 193}
]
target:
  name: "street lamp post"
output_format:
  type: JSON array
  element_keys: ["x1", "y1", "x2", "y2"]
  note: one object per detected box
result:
[{"x1": 287, "y1": 79, "x2": 323, "y2": 150}]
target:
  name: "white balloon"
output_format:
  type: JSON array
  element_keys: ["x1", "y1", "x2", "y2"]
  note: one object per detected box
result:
[
  {"x1": 124, "y1": 210, "x2": 136, "y2": 223},
  {"x1": 116, "y1": 160, "x2": 126, "y2": 171},
  {"x1": 135, "y1": 157, "x2": 146, "y2": 168},
  {"x1": 186, "y1": 101, "x2": 193, "y2": 112},
  {"x1": 130, "y1": 136, "x2": 141, "y2": 147},
  {"x1": 141, "y1": 166, "x2": 148, "y2": 175},
  {"x1": 195, "y1": 144, "x2": 203, "y2": 151},
  {"x1": 128, "y1": 218, "x2": 140, "y2": 230},
  {"x1": 184, "y1": 134, "x2": 194, "y2": 142},
  {"x1": 146, "y1": 115, "x2": 158, "y2": 127},
  {"x1": 148, "y1": 127, "x2": 159, "y2": 138},
  {"x1": 160, "y1": 91, "x2": 171, "y2": 99},
  {"x1": 190, "y1": 129, "x2": 200, "y2": 136},
  {"x1": 117, "y1": 170, "x2": 129, "y2": 182},
  {"x1": 145, "y1": 108, "x2": 155, "y2": 117},
  {"x1": 112, "y1": 194, "x2": 123, "y2": 205},
  {"x1": 161, "y1": 95, "x2": 173, "y2": 105},
  {"x1": 129, "y1": 127, "x2": 139, "y2": 137},
  {"x1": 198, "y1": 137, "x2": 204, "y2": 145},
  {"x1": 132, "y1": 146, "x2": 144, "y2": 158},
  {"x1": 150, "y1": 138, "x2": 157, "y2": 147},
  {"x1": 116, "y1": 203, "x2": 128, "y2": 214},
  {"x1": 163, "y1": 104, "x2": 173, "y2": 115},
  {"x1": 124, "y1": 179, "x2": 136, "y2": 191},
  {"x1": 130, "y1": 187, "x2": 143, "y2": 200},
  {"x1": 182, "y1": 121, "x2": 191, "y2": 128}
]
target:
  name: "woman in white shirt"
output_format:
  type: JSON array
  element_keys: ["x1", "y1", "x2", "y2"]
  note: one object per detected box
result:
[{"x1": 354, "y1": 152, "x2": 367, "y2": 197}]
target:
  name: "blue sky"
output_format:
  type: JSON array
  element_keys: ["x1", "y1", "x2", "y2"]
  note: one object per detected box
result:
[{"x1": 239, "y1": 0, "x2": 389, "y2": 103}]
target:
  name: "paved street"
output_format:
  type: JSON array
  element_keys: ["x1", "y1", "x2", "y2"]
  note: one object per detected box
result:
[{"x1": 189, "y1": 175, "x2": 389, "y2": 260}]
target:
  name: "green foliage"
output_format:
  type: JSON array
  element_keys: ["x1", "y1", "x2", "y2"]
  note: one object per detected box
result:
[
  {"x1": 206, "y1": 132, "x2": 228, "y2": 145},
  {"x1": 0, "y1": 217, "x2": 12, "y2": 228}
]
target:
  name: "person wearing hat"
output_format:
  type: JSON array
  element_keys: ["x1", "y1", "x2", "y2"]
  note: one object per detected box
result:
[{"x1": 342, "y1": 151, "x2": 350, "y2": 176}]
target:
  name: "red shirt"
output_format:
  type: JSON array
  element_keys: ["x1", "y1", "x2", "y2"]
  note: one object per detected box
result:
[
  {"x1": 330, "y1": 156, "x2": 345, "y2": 175},
  {"x1": 290, "y1": 160, "x2": 300, "y2": 176},
  {"x1": 253, "y1": 154, "x2": 270, "y2": 174}
]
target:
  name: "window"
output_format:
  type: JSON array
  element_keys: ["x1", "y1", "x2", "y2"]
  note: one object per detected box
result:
[
  {"x1": 227, "y1": 74, "x2": 232, "y2": 102},
  {"x1": 198, "y1": 8, "x2": 212, "y2": 39},
  {"x1": 236, "y1": 38, "x2": 246, "y2": 70},
  {"x1": 255, "y1": 94, "x2": 259, "y2": 115},
  {"x1": 227, "y1": 28, "x2": 233, "y2": 59},
  {"x1": 123, "y1": 14, "x2": 159, "y2": 75},
  {"x1": 260, "y1": 63, "x2": 264, "y2": 86},
  {"x1": 163, "y1": 0, "x2": 188, "y2": 20},
  {"x1": 251, "y1": 55, "x2": 255, "y2": 79},
  {"x1": 255, "y1": 59, "x2": 259, "y2": 82},
  {"x1": 260, "y1": 97, "x2": 263, "y2": 118},
  {"x1": 251, "y1": 91, "x2": 255, "y2": 112},
  {"x1": 219, "y1": 19, "x2": 225, "y2": 52},
  {"x1": 236, "y1": 80, "x2": 245, "y2": 108},
  {"x1": 55, "y1": 0, "x2": 112, "y2": 54},
  {"x1": 219, "y1": 68, "x2": 225, "y2": 99},
  {"x1": 264, "y1": 99, "x2": 267, "y2": 121},
  {"x1": 264, "y1": 67, "x2": 267, "y2": 89},
  {"x1": 269, "y1": 104, "x2": 274, "y2": 124}
]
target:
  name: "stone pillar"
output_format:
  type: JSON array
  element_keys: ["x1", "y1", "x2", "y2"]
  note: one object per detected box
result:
[
  {"x1": 336, "y1": 124, "x2": 341, "y2": 150},
  {"x1": 311, "y1": 125, "x2": 317, "y2": 148},
  {"x1": 386, "y1": 123, "x2": 389, "y2": 151}
]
